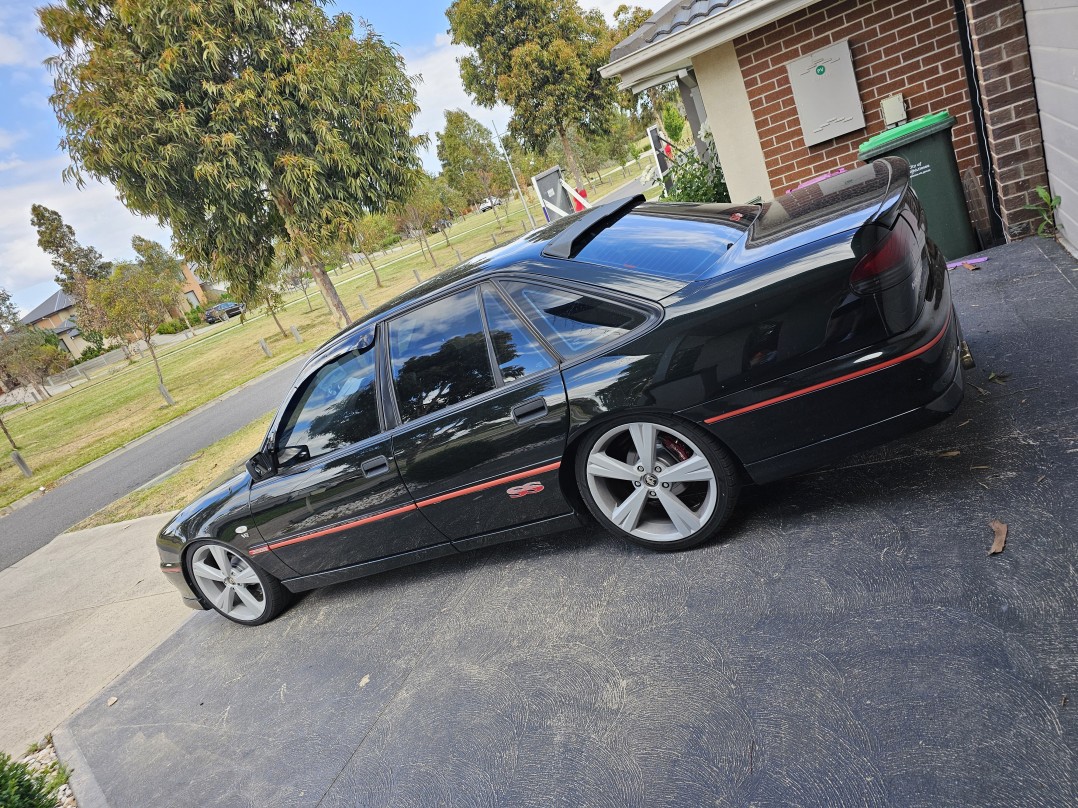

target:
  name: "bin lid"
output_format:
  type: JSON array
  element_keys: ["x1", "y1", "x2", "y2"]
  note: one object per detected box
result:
[{"x1": 858, "y1": 111, "x2": 956, "y2": 159}]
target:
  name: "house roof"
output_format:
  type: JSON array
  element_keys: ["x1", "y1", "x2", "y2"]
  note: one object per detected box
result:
[
  {"x1": 601, "y1": 0, "x2": 820, "y2": 91},
  {"x1": 19, "y1": 289, "x2": 75, "y2": 326},
  {"x1": 53, "y1": 318, "x2": 81, "y2": 337},
  {"x1": 610, "y1": 0, "x2": 749, "y2": 63}
]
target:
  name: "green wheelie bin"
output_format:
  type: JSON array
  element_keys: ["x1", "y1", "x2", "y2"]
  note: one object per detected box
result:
[{"x1": 857, "y1": 111, "x2": 978, "y2": 259}]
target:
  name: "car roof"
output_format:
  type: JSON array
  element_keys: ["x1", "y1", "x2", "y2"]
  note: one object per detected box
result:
[{"x1": 306, "y1": 199, "x2": 752, "y2": 369}]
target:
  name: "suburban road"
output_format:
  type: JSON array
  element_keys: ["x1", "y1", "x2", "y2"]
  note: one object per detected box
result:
[{"x1": 0, "y1": 358, "x2": 303, "y2": 572}]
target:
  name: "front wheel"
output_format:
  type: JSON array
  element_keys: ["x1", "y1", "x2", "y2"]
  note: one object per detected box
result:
[
  {"x1": 576, "y1": 416, "x2": 740, "y2": 551},
  {"x1": 186, "y1": 541, "x2": 291, "y2": 625}
]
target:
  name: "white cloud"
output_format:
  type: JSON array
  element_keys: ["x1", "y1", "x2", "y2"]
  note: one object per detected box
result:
[
  {"x1": 401, "y1": 36, "x2": 513, "y2": 174},
  {"x1": 0, "y1": 5, "x2": 50, "y2": 70},
  {"x1": 0, "y1": 128, "x2": 24, "y2": 150},
  {"x1": 0, "y1": 157, "x2": 172, "y2": 313}
]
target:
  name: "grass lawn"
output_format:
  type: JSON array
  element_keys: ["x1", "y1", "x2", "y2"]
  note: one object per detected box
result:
[{"x1": 0, "y1": 163, "x2": 651, "y2": 511}]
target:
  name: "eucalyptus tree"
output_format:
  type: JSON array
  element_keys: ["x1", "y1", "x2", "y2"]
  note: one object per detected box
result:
[{"x1": 40, "y1": 0, "x2": 424, "y2": 329}]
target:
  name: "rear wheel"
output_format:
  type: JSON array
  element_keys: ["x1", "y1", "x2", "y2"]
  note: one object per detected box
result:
[
  {"x1": 576, "y1": 416, "x2": 739, "y2": 550},
  {"x1": 187, "y1": 541, "x2": 291, "y2": 625}
]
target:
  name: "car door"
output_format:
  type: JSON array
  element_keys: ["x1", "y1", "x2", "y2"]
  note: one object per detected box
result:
[
  {"x1": 246, "y1": 333, "x2": 446, "y2": 577},
  {"x1": 388, "y1": 283, "x2": 571, "y2": 541}
]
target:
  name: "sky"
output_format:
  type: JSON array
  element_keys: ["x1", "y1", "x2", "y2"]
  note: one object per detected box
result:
[{"x1": 0, "y1": 0, "x2": 626, "y2": 316}]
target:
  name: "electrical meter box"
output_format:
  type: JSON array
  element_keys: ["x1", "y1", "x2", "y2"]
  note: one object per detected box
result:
[{"x1": 786, "y1": 40, "x2": 866, "y2": 147}]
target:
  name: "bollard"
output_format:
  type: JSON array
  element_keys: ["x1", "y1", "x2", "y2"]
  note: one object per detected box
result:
[
  {"x1": 290, "y1": 325, "x2": 303, "y2": 343},
  {"x1": 358, "y1": 293, "x2": 369, "y2": 311},
  {"x1": 157, "y1": 383, "x2": 175, "y2": 406},
  {"x1": 259, "y1": 338, "x2": 273, "y2": 357},
  {"x1": 413, "y1": 269, "x2": 422, "y2": 285},
  {"x1": 11, "y1": 450, "x2": 32, "y2": 478}
]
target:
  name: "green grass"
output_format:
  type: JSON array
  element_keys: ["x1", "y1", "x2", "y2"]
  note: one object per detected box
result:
[{"x1": 0, "y1": 163, "x2": 650, "y2": 511}]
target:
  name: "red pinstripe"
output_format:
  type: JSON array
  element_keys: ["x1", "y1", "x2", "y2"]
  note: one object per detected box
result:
[{"x1": 704, "y1": 314, "x2": 952, "y2": 425}]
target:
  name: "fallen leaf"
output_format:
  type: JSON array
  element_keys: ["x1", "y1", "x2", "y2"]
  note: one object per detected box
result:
[
  {"x1": 972, "y1": 384, "x2": 989, "y2": 396},
  {"x1": 1036, "y1": 475, "x2": 1046, "y2": 484},
  {"x1": 358, "y1": 674, "x2": 370, "y2": 689},
  {"x1": 106, "y1": 696, "x2": 118, "y2": 707},
  {"x1": 964, "y1": 262, "x2": 980, "y2": 271},
  {"x1": 970, "y1": 465, "x2": 992, "y2": 470},
  {"x1": 957, "y1": 419, "x2": 972, "y2": 427},
  {"x1": 938, "y1": 450, "x2": 961, "y2": 458},
  {"x1": 988, "y1": 520, "x2": 1008, "y2": 555}
]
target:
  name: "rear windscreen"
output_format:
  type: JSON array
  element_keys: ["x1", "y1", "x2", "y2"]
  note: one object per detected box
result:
[{"x1": 573, "y1": 210, "x2": 741, "y2": 280}]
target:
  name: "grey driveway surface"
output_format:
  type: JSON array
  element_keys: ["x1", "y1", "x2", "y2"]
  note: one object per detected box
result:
[
  {"x1": 0, "y1": 358, "x2": 301, "y2": 571},
  {"x1": 57, "y1": 239, "x2": 1077, "y2": 807}
]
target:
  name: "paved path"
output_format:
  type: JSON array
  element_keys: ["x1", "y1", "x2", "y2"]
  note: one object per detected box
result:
[
  {"x1": 54, "y1": 239, "x2": 1078, "y2": 806},
  {"x1": 0, "y1": 358, "x2": 302, "y2": 572}
]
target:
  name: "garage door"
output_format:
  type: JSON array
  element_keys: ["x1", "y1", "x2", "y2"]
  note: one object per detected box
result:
[{"x1": 1024, "y1": 1, "x2": 1078, "y2": 255}]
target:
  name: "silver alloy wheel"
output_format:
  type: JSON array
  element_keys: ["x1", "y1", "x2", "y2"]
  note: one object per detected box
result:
[
  {"x1": 190, "y1": 544, "x2": 266, "y2": 621},
  {"x1": 585, "y1": 421, "x2": 718, "y2": 544}
]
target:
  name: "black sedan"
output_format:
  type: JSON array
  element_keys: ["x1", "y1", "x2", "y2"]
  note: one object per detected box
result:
[
  {"x1": 159, "y1": 157, "x2": 968, "y2": 624},
  {"x1": 204, "y1": 301, "x2": 246, "y2": 323}
]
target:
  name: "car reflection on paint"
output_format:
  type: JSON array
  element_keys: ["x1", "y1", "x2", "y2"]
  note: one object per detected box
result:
[{"x1": 158, "y1": 157, "x2": 967, "y2": 624}]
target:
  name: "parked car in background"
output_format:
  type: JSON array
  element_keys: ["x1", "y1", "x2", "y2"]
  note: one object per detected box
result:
[
  {"x1": 159, "y1": 157, "x2": 968, "y2": 624},
  {"x1": 204, "y1": 302, "x2": 246, "y2": 323},
  {"x1": 479, "y1": 196, "x2": 503, "y2": 212}
]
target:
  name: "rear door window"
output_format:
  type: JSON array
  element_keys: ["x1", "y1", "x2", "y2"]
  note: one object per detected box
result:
[
  {"x1": 480, "y1": 284, "x2": 556, "y2": 383},
  {"x1": 499, "y1": 281, "x2": 646, "y2": 358},
  {"x1": 389, "y1": 287, "x2": 496, "y2": 423}
]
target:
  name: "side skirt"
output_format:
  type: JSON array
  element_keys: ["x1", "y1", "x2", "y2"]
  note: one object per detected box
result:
[{"x1": 282, "y1": 542, "x2": 460, "y2": 594}]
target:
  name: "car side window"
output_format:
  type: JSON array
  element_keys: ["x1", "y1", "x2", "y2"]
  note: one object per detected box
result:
[
  {"x1": 276, "y1": 347, "x2": 379, "y2": 461},
  {"x1": 499, "y1": 281, "x2": 646, "y2": 357},
  {"x1": 480, "y1": 284, "x2": 556, "y2": 383},
  {"x1": 389, "y1": 287, "x2": 496, "y2": 423}
]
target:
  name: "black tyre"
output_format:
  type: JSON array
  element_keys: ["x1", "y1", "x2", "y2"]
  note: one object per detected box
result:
[
  {"x1": 186, "y1": 541, "x2": 292, "y2": 625},
  {"x1": 575, "y1": 414, "x2": 740, "y2": 551}
]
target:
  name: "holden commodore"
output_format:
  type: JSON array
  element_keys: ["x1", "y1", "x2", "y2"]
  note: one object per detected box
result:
[{"x1": 159, "y1": 157, "x2": 969, "y2": 624}]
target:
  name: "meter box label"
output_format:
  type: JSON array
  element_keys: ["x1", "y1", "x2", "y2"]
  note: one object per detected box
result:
[{"x1": 786, "y1": 40, "x2": 866, "y2": 147}]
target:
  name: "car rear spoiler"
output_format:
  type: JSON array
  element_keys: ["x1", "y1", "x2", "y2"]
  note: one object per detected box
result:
[{"x1": 542, "y1": 194, "x2": 646, "y2": 260}]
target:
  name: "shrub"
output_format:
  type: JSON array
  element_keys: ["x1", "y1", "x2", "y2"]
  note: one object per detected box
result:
[
  {"x1": 662, "y1": 104, "x2": 685, "y2": 143},
  {"x1": 75, "y1": 344, "x2": 107, "y2": 364},
  {"x1": 185, "y1": 306, "x2": 203, "y2": 326},
  {"x1": 0, "y1": 751, "x2": 63, "y2": 808},
  {"x1": 157, "y1": 318, "x2": 189, "y2": 335},
  {"x1": 665, "y1": 135, "x2": 730, "y2": 204}
]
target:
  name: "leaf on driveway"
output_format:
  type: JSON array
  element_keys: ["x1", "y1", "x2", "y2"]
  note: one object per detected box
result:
[
  {"x1": 106, "y1": 696, "x2": 118, "y2": 707},
  {"x1": 938, "y1": 450, "x2": 961, "y2": 458},
  {"x1": 988, "y1": 520, "x2": 1008, "y2": 555}
]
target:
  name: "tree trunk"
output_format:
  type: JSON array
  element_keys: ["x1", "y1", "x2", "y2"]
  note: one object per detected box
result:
[
  {"x1": 143, "y1": 332, "x2": 165, "y2": 388},
  {"x1": 420, "y1": 231, "x2": 438, "y2": 267},
  {"x1": 301, "y1": 285, "x2": 313, "y2": 311},
  {"x1": 0, "y1": 416, "x2": 17, "y2": 450},
  {"x1": 305, "y1": 254, "x2": 351, "y2": 328},
  {"x1": 363, "y1": 252, "x2": 384, "y2": 288},
  {"x1": 440, "y1": 228, "x2": 451, "y2": 248},
  {"x1": 270, "y1": 310, "x2": 287, "y2": 338},
  {"x1": 558, "y1": 126, "x2": 586, "y2": 192}
]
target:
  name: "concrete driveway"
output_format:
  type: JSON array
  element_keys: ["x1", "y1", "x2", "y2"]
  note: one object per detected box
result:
[{"x1": 55, "y1": 238, "x2": 1077, "y2": 807}]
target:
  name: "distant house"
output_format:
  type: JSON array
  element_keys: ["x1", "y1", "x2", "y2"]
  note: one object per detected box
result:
[
  {"x1": 18, "y1": 289, "x2": 89, "y2": 357},
  {"x1": 602, "y1": 0, "x2": 1074, "y2": 252}
]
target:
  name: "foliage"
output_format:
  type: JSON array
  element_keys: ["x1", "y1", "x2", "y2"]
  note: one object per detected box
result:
[
  {"x1": 40, "y1": 0, "x2": 425, "y2": 330},
  {"x1": 86, "y1": 237, "x2": 182, "y2": 392},
  {"x1": 0, "y1": 287, "x2": 19, "y2": 333},
  {"x1": 662, "y1": 104, "x2": 686, "y2": 143},
  {"x1": 447, "y1": 0, "x2": 616, "y2": 189},
  {"x1": 75, "y1": 343, "x2": 108, "y2": 363},
  {"x1": 157, "y1": 318, "x2": 190, "y2": 335},
  {"x1": 0, "y1": 750, "x2": 66, "y2": 808},
  {"x1": 236, "y1": 262, "x2": 288, "y2": 338},
  {"x1": 185, "y1": 306, "x2": 204, "y2": 326},
  {"x1": 665, "y1": 136, "x2": 730, "y2": 203},
  {"x1": 396, "y1": 175, "x2": 457, "y2": 265},
  {"x1": 1023, "y1": 185, "x2": 1061, "y2": 237},
  {"x1": 0, "y1": 328, "x2": 71, "y2": 397},
  {"x1": 436, "y1": 110, "x2": 511, "y2": 207}
]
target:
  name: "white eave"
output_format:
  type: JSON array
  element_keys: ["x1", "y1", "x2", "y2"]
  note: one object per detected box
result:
[{"x1": 600, "y1": 0, "x2": 822, "y2": 91}]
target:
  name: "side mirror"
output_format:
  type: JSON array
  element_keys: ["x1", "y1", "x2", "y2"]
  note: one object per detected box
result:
[
  {"x1": 276, "y1": 445, "x2": 311, "y2": 468},
  {"x1": 246, "y1": 451, "x2": 276, "y2": 482}
]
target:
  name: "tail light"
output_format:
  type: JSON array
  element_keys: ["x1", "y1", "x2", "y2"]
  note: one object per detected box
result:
[{"x1": 850, "y1": 218, "x2": 921, "y2": 295}]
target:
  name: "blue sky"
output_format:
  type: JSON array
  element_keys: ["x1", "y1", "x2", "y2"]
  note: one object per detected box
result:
[{"x1": 0, "y1": 0, "x2": 622, "y2": 314}]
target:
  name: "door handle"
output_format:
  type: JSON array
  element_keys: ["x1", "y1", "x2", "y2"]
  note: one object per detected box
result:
[
  {"x1": 360, "y1": 455, "x2": 390, "y2": 477},
  {"x1": 511, "y1": 397, "x2": 547, "y2": 424}
]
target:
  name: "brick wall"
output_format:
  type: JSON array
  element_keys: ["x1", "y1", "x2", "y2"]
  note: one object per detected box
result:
[
  {"x1": 734, "y1": 0, "x2": 989, "y2": 233},
  {"x1": 962, "y1": 0, "x2": 1047, "y2": 238}
]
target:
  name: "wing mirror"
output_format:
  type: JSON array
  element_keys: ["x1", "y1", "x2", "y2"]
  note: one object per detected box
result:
[{"x1": 246, "y1": 450, "x2": 276, "y2": 482}]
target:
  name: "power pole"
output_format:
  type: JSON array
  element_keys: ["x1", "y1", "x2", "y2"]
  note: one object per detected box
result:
[{"x1": 492, "y1": 120, "x2": 537, "y2": 231}]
